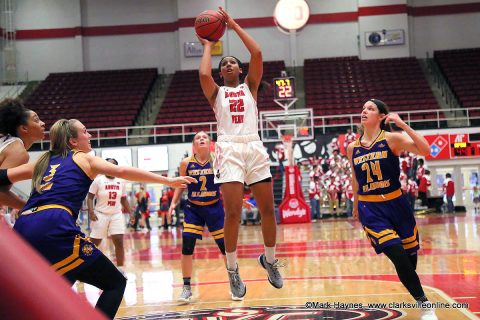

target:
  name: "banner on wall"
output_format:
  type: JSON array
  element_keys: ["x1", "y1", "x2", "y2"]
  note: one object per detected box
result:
[
  {"x1": 425, "y1": 133, "x2": 480, "y2": 160},
  {"x1": 184, "y1": 41, "x2": 222, "y2": 57}
]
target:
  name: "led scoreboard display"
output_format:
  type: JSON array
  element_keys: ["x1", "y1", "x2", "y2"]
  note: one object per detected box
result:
[
  {"x1": 451, "y1": 133, "x2": 480, "y2": 158},
  {"x1": 273, "y1": 77, "x2": 296, "y2": 100}
]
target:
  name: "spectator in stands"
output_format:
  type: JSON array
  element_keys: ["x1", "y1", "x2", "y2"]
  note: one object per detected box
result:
[
  {"x1": 134, "y1": 185, "x2": 151, "y2": 231},
  {"x1": 443, "y1": 173, "x2": 455, "y2": 213},
  {"x1": 344, "y1": 128, "x2": 356, "y2": 151},
  {"x1": 329, "y1": 134, "x2": 340, "y2": 152},
  {"x1": 158, "y1": 190, "x2": 171, "y2": 229},
  {"x1": 347, "y1": 99, "x2": 437, "y2": 320},
  {"x1": 167, "y1": 187, "x2": 179, "y2": 226},
  {"x1": 198, "y1": 7, "x2": 283, "y2": 300},
  {"x1": 407, "y1": 178, "x2": 419, "y2": 212},
  {"x1": 309, "y1": 175, "x2": 321, "y2": 221},
  {"x1": 241, "y1": 193, "x2": 259, "y2": 225},
  {"x1": 400, "y1": 171, "x2": 408, "y2": 194},
  {"x1": 418, "y1": 169, "x2": 431, "y2": 207},
  {"x1": 0, "y1": 99, "x2": 45, "y2": 209},
  {"x1": 309, "y1": 164, "x2": 321, "y2": 181},
  {"x1": 416, "y1": 158, "x2": 425, "y2": 185},
  {"x1": 473, "y1": 185, "x2": 480, "y2": 214},
  {"x1": 344, "y1": 182, "x2": 354, "y2": 218},
  {"x1": 9, "y1": 118, "x2": 195, "y2": 319},
  {"x1": 327, "y1": 176, "x2": 339, "y2": 217}
]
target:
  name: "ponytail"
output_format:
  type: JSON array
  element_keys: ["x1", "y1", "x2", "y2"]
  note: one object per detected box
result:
[
  {"x1": 32, "y1": 119, "x2": 79, "y2": 193},
  {"x1": 32, "y1": 151, "x2": 52, "y2": 193}
]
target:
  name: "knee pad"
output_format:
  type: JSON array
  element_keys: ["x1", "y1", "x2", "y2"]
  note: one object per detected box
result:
[
  {"x1": 215, "y1": 239, "x2": 226, "y2": 255},
  {"x1": 182, "y1": 236, "x2": 197, "y2": 255}
]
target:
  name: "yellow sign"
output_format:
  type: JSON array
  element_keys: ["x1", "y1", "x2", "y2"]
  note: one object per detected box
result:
[{"x1": 212, "y1": 41, "x2": 223, "y2": 56}]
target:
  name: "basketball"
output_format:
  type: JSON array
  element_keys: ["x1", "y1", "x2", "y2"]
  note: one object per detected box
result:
[{"x1": 194, "y1": 10, "x2": 226, "y2": 42}]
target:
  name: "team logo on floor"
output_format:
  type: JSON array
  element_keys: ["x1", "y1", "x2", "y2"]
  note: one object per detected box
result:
[{"x1": 118, "y1": 305, "x2": 404, "y2": 319}]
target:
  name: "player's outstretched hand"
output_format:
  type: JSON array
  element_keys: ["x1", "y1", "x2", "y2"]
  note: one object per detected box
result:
[
  {"x1": 196, "y1": 34, "x2": 215, "y2": 46},
  {"x1": 167, "y1": 176, "x2": 197, "y2": 189},
  {"x1": 218, "y1": 7, "x2": 235, "y2": 28}
]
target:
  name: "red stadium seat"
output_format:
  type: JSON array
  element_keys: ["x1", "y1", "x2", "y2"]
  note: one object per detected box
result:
[{"x1": 24, "y1": 69, "x2": 157, "y2": 128}]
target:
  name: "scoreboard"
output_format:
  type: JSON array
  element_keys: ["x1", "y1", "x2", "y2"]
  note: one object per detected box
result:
[
  {"x1": 425, "y1": 133, "x2": 480, "y2": 160},
  {"x1": 451, "y1": 133, "x2": 480, "y2": 158},
  {"x1": 273, "y1": 77, "x2": 296, "y2": 100}
]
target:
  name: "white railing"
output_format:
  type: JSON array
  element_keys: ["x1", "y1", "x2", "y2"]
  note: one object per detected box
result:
[{"x1": 33, "y1": 106, "x2": 480, "y2": 150}]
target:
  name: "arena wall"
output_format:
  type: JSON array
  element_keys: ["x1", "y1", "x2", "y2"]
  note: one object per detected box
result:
[{"x1": 10, "y1": 0, "x2": 480, "y2": 80}]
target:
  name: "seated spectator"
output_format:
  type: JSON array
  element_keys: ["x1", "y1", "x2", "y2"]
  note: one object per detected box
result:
[
  {"x1": 241, "y1": 194, "x2": 259, "y2": 225},
  {"x1": 418, "y1": 169, "x2": 431, "y2": 207}
]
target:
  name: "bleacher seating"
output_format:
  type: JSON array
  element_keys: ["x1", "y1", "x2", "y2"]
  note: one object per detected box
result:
[
  {"x1": 304, "y1": 56, "x2": 439, "y2": 126},
  {"x1": 25, "y1": 69, "x2": 157, "y2": 136},
  {"x1": 155, "y1": 60, "x2": 286, "y2": 132},
  {"x1": 434, "y1": 48, "x2": 480, "y2": 109}
]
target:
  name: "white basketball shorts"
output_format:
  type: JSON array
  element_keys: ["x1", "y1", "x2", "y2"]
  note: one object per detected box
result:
[
  {"x1": 214, "y1": 134, "x2": 272, "y2": 185},
  {"x1": 90, "y1": 211, "x2": 125, "y2": 239}
]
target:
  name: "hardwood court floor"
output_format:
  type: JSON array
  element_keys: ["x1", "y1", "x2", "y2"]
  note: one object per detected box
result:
[{"x1": 75, "y1": 212, "x2": 480, "y2": 319}]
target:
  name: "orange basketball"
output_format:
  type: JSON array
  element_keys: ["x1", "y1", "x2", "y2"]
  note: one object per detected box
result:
[{"x1": 194, "y1": 10, "x2": 226, "y2": 42}]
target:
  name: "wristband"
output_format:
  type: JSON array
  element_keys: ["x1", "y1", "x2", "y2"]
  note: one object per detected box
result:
[{"x1": 0, "y1": 169, "x2": 12, "y2": 186}]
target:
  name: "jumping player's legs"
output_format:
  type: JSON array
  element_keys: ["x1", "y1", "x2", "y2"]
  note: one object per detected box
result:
[
  {"x1": 219, "y1": 182, "x2": 247, "y2": 299},
  {"x1": 220, "y1": 182, "x2": 244, "y2": 258},
  {"x1": 250, "y1": 179, "x2": 283, "y2": 289},
  {"x1": 249, "y1": 180, "x2": 275, "y2": 247}
]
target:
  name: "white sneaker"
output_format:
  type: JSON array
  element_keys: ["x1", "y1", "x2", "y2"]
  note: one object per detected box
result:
[
  {"x1": 420, "y1": 307, "x2": 438, "y2": 320},
  {"x1": 178, "y1": 285, "x2": 192, "y2": 304}
]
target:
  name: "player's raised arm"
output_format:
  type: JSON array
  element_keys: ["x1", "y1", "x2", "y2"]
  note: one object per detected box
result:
[
  {"x1": 218, "y1": 7, "x2": 263, "y2": 97},
  {"x1": 198, "y1": 37, "x2": 219, "y2": 106},
  {"x1": 85, "y1": 154, "x2": 197, "y2": 188}
]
